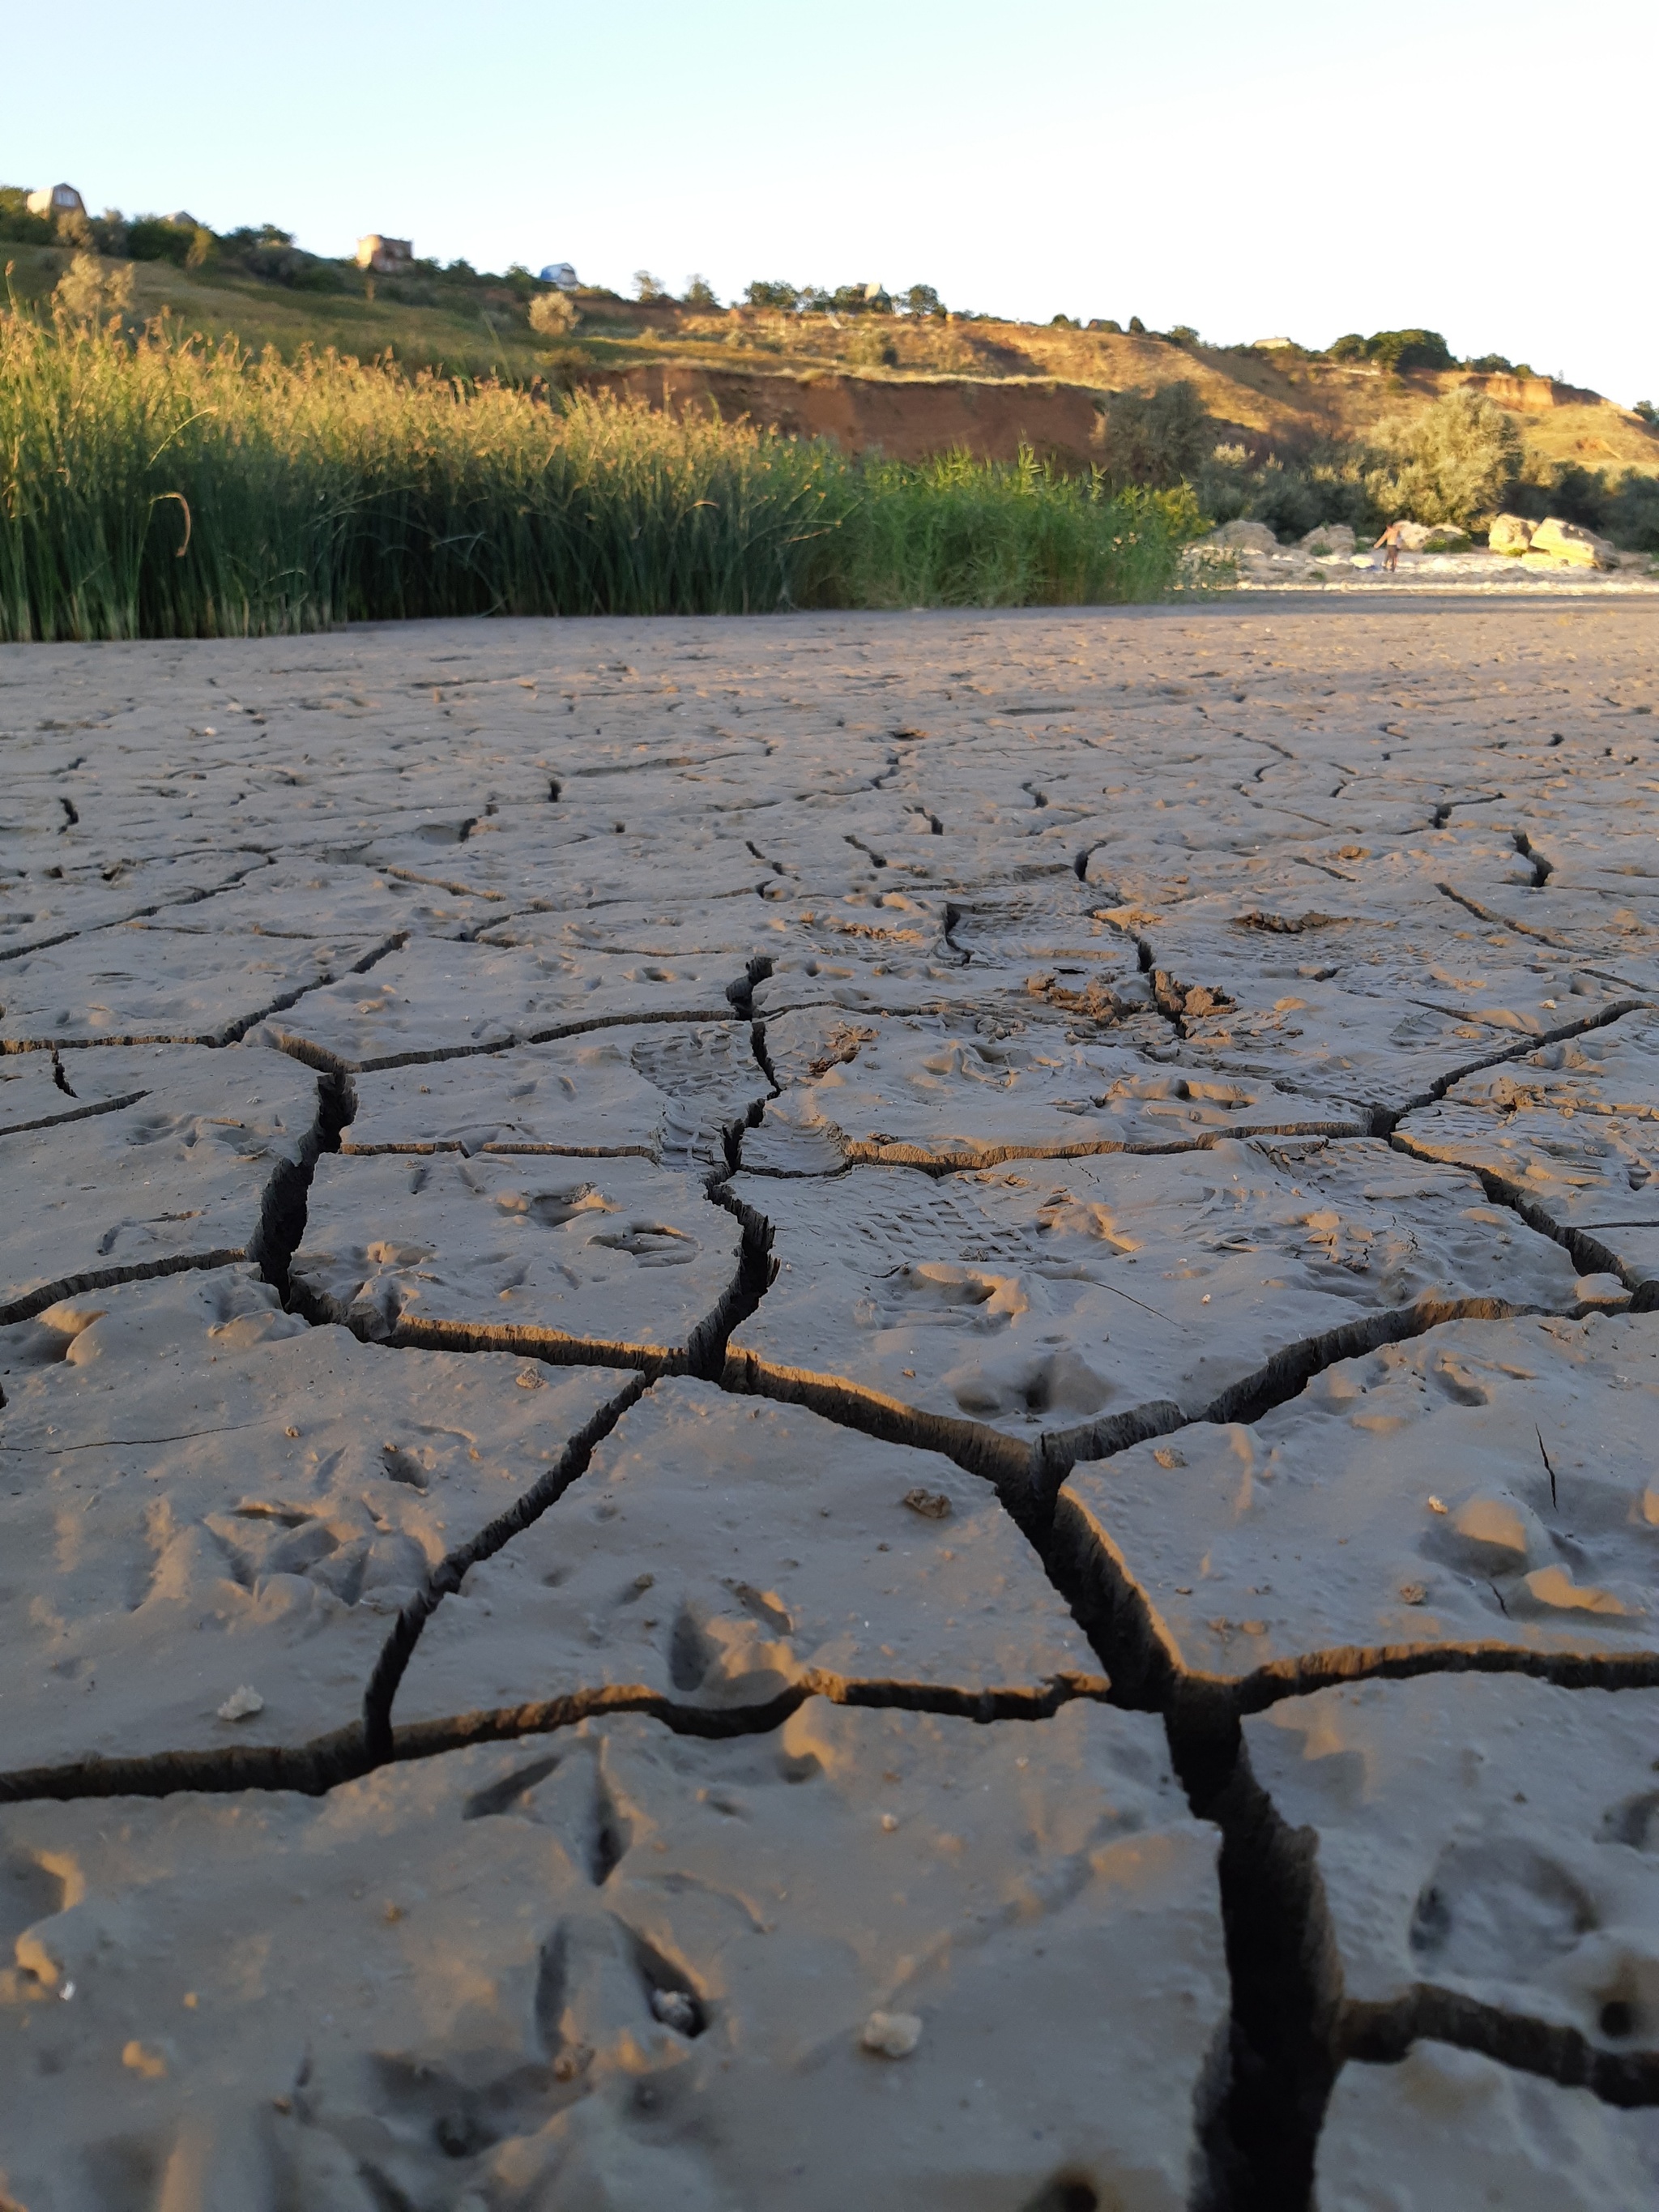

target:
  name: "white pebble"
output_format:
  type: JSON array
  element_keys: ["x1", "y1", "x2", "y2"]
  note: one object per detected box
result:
[
  {"x1": 861, "y1": 2009, "x2": 923, "y2": 2058},
  {"x1": 216, "y1": 1685, "x2": 265, "y2": 1722}
]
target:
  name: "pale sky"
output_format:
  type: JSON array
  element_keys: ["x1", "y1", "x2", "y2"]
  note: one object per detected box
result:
[{"x1": 9, "y1": 0, "x2": 1655, "y2": 404}]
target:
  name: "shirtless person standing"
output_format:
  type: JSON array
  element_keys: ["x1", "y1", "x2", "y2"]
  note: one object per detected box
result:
[{"x1": 1375, "y1": 519, "x2": 1407, "y2": 572}]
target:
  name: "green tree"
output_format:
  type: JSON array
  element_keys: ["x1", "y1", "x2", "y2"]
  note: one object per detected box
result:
[{"x1": 1367, "y1": 387, "x2": 1521, "y2": 527}]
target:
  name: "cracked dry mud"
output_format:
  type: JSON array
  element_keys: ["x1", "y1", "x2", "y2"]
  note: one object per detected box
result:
[{"x1": 1, "y1": 605, "x2": 1657, "y2": 2212}]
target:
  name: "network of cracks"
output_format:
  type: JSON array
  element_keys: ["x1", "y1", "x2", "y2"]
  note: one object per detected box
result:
[{"x1": 2, "y1": 607, "x2": 1658, "y2": 2210}]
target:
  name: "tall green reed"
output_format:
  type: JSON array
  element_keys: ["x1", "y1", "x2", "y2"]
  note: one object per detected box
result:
[
  {"x1": 0, "y1": 306, "x2": 1197, "y2": 640},
  {"x1": 839, "y1": 445, "x2": 1197, "y2": 608}
]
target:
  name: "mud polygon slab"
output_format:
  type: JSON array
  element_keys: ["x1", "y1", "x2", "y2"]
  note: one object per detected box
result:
[
  {"x1": 729, "y1": 1140, "x2": 1580, "y2": 1456},
  {"x1": 748, "y1": 1005, "x2": 1362, "y2": 1175},
  {"x1": 395, "y1": 1378, "x2": 1102, "y2": 1728},
  {"x1": 343, "y1": 1023, "x2": 766, "y2": 1168},
  {"x1": 1245, "y1": 1673, "x2": 1659, "y2": 2050},
  {"x1": 0, "y1": 853, "x2": 258, "y2": 955},
  {"x1": 249, "y1": 935, "x2": 738, "y2": 1070},
  {"x1": 1435, "y1": 1015, "x2": 1659, "y2": 1119},
  {"x1": 292, "y1": 1151, "x2": 742, "y2": 1360},
  {"x1": 1060, "y1": 1314, "x2": 1659, "y2": 1694},
  {"x1": 0, "y1": 1268, "x2": 622, "y2": 1773},
  {"x1": 138, "y1": 857, "x2": 507, "y2": 942},
  {"x1": 1316, "y1": 2044, "x2": 1659, "y2": 2210},
  {"x1": 1398, "y1": 1099, "x2": 1659, "y2": 1288},
  {"x1": 0, "y1": 1045, "x2": 321, "y2": 1323},
  {"x1": 0, "y1": 925, "x2": 394, "y2": 1048},
  {"x1": 1, "y1": 1040, "x2": 223, "y2": 1138},
  {"x1": 1397, "y1": 1013, "x2": 1659, "y2": 1286},
  {"x1": 477, "y1": 895, "x2": 778, "y2": 963},
  {"x1": 0, "y1": 1702, "x2": 1222, "y2": 2212}
]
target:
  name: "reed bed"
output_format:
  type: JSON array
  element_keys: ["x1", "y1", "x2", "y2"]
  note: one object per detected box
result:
[{"x1": 0, "y1": 308, "x2": 1196, "y2": 638}]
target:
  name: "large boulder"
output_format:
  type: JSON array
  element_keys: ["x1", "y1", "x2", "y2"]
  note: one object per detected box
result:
[
  {"x1": 1420, "y1": 523, "x2": 1472, "y2": 551},
  {"x1": 1528, "y1": 515, "x2": 1618, "y2": 568},
  {"x1": 1299, "y1": 523, "x2": 1356, "y2": 555},
  {"x1": 1489, "y1": 512, "x2": 1534, "y2": 555},
  {"x1": 1205, "y1": 518, "x2": 1279, "y2": 553}
]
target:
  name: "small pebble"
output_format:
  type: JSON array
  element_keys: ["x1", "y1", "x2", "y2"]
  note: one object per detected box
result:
[
  {"x1": 216, "y1": 1685, "x2": 264, "y2": 1722},
  {"x1": 862, "y1": 2009, "x2": 923, "y2": 2058},
  {"x1": 902, "y1": 1488, "x2": 952, "y2": 1520},
  {"x1": 650, "y1": 1988, "x2": 699, "y2": 2034}
]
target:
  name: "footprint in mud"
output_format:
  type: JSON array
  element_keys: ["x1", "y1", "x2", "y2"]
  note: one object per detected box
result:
[
  {"x1": 1409, "y1": 1834, "x2": 1597, "y2": 1979},
  {"x1": 876, "y1": 1259, "x2": 1028, "y2": 1323},
  {"x1": 942, "y1": 1344, "x2": 1114, "y2": 1420}
]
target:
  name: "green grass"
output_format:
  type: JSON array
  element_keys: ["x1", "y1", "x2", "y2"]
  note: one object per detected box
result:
[
  {"x1": 843, "y1": 447, "x2": 1196, "y2": 608},
  {"x1": 0, "y1": 309, "x2": 1199, "y2": 638}
]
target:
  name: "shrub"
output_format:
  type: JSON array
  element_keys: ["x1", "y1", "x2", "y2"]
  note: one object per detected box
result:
[
  {"x1": 837, "y1": 447, "x2": 1198, "y2": 608},
  {"x1": 127, "y1": 216, "x2": 198, "y2": 267},
  {"x1": 52, "y1": 254, "x2": 134, "y2": 327},
  {"x1": 1097, "y1": 381, "x2": 1212, "y2": 491},
  {"x1": 1327, "y1": 334, "x2": 1368, "y2": 361},
  {"x1": 633, "y1": 270, "x2": 669, "y2": 304},
  {"x1": 1367, "y1": 386, "x2": 1520, "y2": 527},
  {"x1": 902, "y1": 284, "x2": 944, "y2": 318},
  {"x1": 1195, "y1": 441, "x2": 1372, "y2": 542},
  {"x1": 1606, "y1": 472, "x2": 1659, "y2": 551},
  {"x1": 1128, "y1": 316, "x2": 1146, "y2": 335},
  {"x1": 1508, "y1": 461, "x2": 1659, "y2": 550},
  {"x1": 682, "y1": 275, "x2": 719, "y2": 309},
  {"x1": 744, "y1": 280, "x2": 800, "y2": 311},
  {"x1": 528, "y1": 290, "x2": 580, "y2": 337}
]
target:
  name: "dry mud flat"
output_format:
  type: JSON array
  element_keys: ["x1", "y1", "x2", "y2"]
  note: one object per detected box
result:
[{"x1": 2, "y1": 605, "x2": 1657, "y2": 2212}]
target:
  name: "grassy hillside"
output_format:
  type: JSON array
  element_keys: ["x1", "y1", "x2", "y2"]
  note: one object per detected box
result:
[{"x1": 6, "y1": 226, "x2": 1655, "y2": 489}]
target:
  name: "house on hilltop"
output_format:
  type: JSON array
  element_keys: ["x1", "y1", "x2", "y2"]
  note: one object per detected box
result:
[
  {"x1": 539, "y1": 262, "x2": 578, "y2": 288},
  {"x1": 356, "y1": 234, "x2": 413, "y2": 275},
  {"x1": 26, "y1": 183, "x2": 86, "y2": 219}
]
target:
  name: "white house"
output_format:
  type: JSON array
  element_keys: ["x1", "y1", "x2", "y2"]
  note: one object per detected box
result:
[
  {"x1": 26, "y1": 183, "x2": 86, "y2": 219},
  {"x1": 355, "y1": 234, "x2": 413, "y2": 275},
  {"x1": 539, "y1": 263, "x2": 578, "y2": 289}
]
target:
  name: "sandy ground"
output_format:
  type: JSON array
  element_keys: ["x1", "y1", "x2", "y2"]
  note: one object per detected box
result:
[{"x1": 2, "y1": 604, "x2": 1657, "y2": 2210}]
